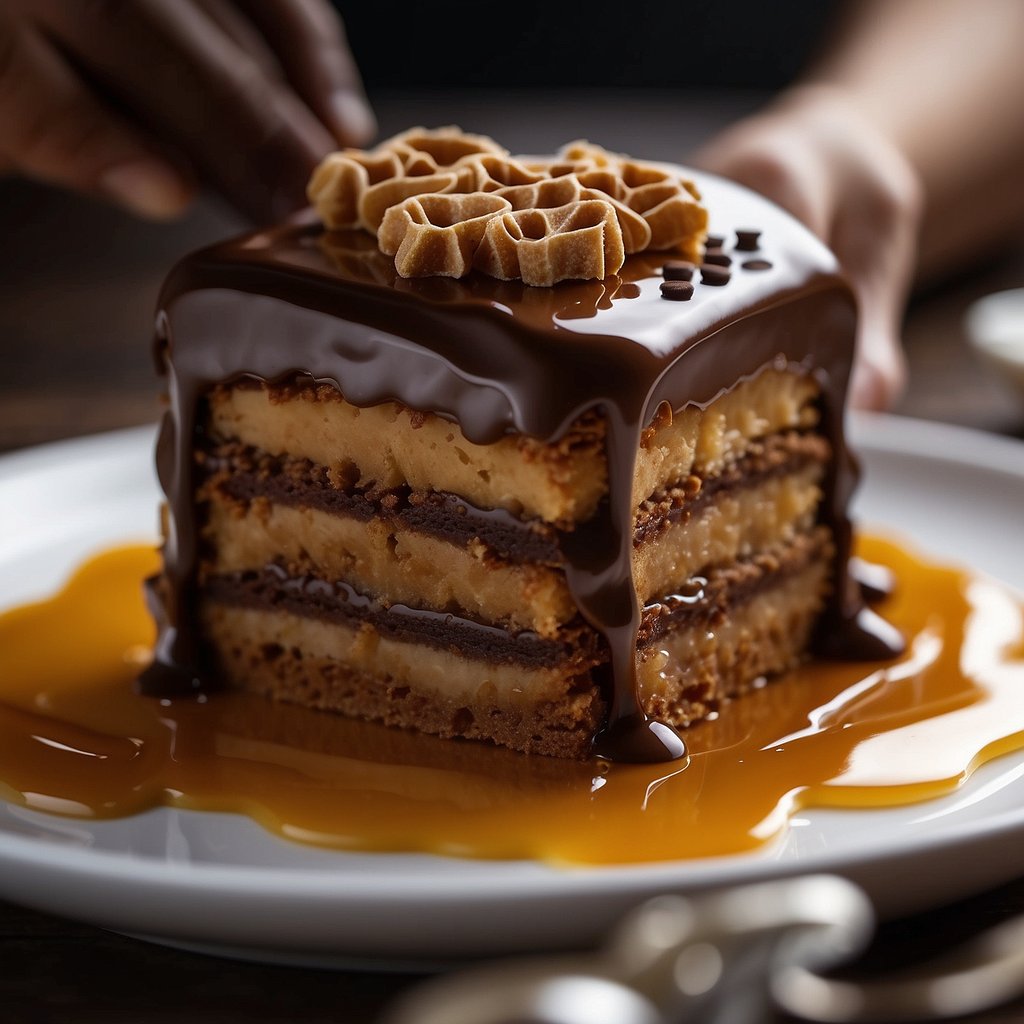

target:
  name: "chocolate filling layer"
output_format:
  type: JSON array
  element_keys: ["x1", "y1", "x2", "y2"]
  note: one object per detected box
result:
[
  {"x1": 638, "y1": 527, "x2": 831, "y2": 646},
  {"x1": 202, "y1": 431, "x2": 829, "y2": 567},
  {"x1": 203, "y1": 528, "x2": 831, "y2": 670},
  {"x1": 203, "y1": 565, "x2": 598, "y2": 671},
  {"x1": 203, "y1": 442, "x2": 562, "y2": 566},
  {"x1": 635, "y1": 431, "x2": 828, "y2": 543}
]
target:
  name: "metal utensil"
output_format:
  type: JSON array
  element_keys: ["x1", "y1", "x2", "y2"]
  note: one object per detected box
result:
[
  {"x1": 773, "y1": 908, "x2": 1024, "y2": 1022},
  {"x1": 385, "y1": 875, "x2": 873, "y2": 1024},
  {"x1": 388, "y1": 874, "x2": 1024, "y2": 1024}
]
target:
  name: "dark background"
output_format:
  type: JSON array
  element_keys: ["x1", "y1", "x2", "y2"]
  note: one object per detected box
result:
[
  {"x1": 2, "y1": 5, "x2": 1024, "y2": 1022},
  {"x1": 341, "y1": 1, "x2": 839, "y2": 90}
]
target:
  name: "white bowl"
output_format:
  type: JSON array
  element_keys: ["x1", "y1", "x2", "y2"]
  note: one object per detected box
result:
[{"x1": 965, "y1": 288, "x2": 1024, "y2": 398}]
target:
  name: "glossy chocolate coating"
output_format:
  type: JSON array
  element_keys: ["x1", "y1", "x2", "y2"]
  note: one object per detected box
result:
[{"x1": 143, "y1": 168, "x2": 902, "y2": 762}]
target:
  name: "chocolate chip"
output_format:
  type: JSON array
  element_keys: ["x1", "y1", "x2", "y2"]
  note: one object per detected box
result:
[
  {"x1": 663, "y1": 260, "x2": 695, "y2": 281},
  {"x1": 699, "y1": 264, "x2": 731, "y2": 286},
  {"x1": 705, "y1": 234, "x2": 725, "y2": 249},
  {"x1": 702, "y1": 252, "x2": 732, "y2": 267},
  {"x1": 741, "y1": 259, "x2": 773, "y2": 271},
  {"x1": 735, "y1": 229, "x2": 761, "y2": 251},
  {"x1": 660, "y1": 280, "x2": 694, "y2": 301}
]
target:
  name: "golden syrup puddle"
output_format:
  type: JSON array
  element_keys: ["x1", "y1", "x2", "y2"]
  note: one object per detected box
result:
[{"x1": 1, "y1": 536, "x2": 1023, "y2": 865}]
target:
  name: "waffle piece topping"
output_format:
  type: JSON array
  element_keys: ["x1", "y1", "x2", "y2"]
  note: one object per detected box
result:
[{"x1": 308, "y1": 127, "x2": 708, "y2": 285}]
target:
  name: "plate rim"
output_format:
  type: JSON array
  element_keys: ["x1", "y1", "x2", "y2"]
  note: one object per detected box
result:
[{"x1": 1, "y1": 415, "x2": 1024, "y2": 910}]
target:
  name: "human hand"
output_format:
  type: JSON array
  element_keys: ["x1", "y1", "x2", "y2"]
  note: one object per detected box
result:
[
  {"x1": 0, "y1": 0, "x2": 375, "y2": 223},
  {"x1": 694, "y1": 86, "x2": 923, "y2": 410}
]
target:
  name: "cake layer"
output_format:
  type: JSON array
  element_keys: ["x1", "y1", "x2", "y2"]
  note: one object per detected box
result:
[
  {"x1": 633, "y1": 435, "x2": 826, "y2": 602},
  {"x1": 206, "y1": 368, "x2": 819, "y2": 525},
  {"x1": 201, "y1": 434, "x2": 827, "y2": 634},
  {"x1": 202, "y1": 601, "x2": 597, "y2": 709},
  {"x1": 202, "y1": 565, "x2": 600, "y2": 672},
  {"x1": 201, "y1": 442, "x2": 565, "y2": 568},
  {"x1": 202, "y1": 501, "x2": 575, "y2": 637},
  {"x1": 201, "y1": 546, "x2": 829, "y2": 758},
  {"x1": 201, "y1": 529, "x2": 830, "y2": 687},
  {"x1": 204, "y1": 603, "x2": 604, "y2": 759},
  {"x1": 208, "y1": 380, "x2": 603, "y2": 526},
  {"x1": 637, "y1": 557, "x2": 830, "y2": 729}
]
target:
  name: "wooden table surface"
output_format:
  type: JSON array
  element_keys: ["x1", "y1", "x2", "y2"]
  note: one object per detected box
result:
[{"x1": 2, "y1": 91, "x2": 1024, "y2": 1023}]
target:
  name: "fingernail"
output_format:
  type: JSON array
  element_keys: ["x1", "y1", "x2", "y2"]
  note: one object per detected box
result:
[
  {"x1": 328, "y1": 91, "x2": 377, "y2": 147},
  {"x1": 100, "y1": 158, "x2": 192, "y2": 220}
]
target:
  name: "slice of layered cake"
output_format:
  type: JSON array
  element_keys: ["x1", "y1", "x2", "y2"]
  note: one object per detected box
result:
[{"x1": 144, "y1": 130, "x2": 899, "y2": 761}]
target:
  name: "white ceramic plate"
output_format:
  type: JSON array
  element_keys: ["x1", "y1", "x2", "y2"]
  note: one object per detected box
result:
[
  {"x1": 966, "y1": 288, "x2": 1024, "y2": 399},
  {"x1": 1, "y1": 417, "x2": 1024, "y2": 966}
]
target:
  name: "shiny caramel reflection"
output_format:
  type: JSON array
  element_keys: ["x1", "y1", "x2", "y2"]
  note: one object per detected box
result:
[{"x1": 1, "y1": 537, "x2": 1022, "y2": 864}]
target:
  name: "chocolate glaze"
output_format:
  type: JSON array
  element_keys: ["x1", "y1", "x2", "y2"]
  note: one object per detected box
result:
[
  {"x1": 143, "y1": 167, "x2": 903, "y2": 762},
  {"x1": 851, "y1": 556, "x2": 897, "y2": 604}
]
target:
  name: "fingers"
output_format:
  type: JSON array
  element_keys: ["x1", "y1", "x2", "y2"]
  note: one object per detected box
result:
[
  {"x1": 693, "y1": 122, "x2": 833, "y2": 239},
  {"x1": 32, "y1": 0, "x2": 337, "y2": 222},
  {"x1": 849, "y1": 335, "x2": 907, "y2": 410},
  {"x1": 195, "y1": 0, "x2": 284, "y2": 81},
  {"x1": 832, "y1": 131, "x2": 922, "y2": 410},
  {"x1": 847, "y1": 256, "x2": 909, "y2": 410},
  {"x1": 237, "y1": 0, "x2": 376, "y2": 147},
  {"x1": 0, "y1": 15, "x2": 193, "y2": 218},
  {"x1": 4, "y1": 1, "x2": 376, "y2": 222},
  {"x1": 693, "y1": 90, "x2": 922, "y2": 411}
]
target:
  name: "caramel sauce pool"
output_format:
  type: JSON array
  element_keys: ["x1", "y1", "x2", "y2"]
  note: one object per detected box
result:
[{"x1": 2, "y1": 536, "x2": 1023, "y2": 865}]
